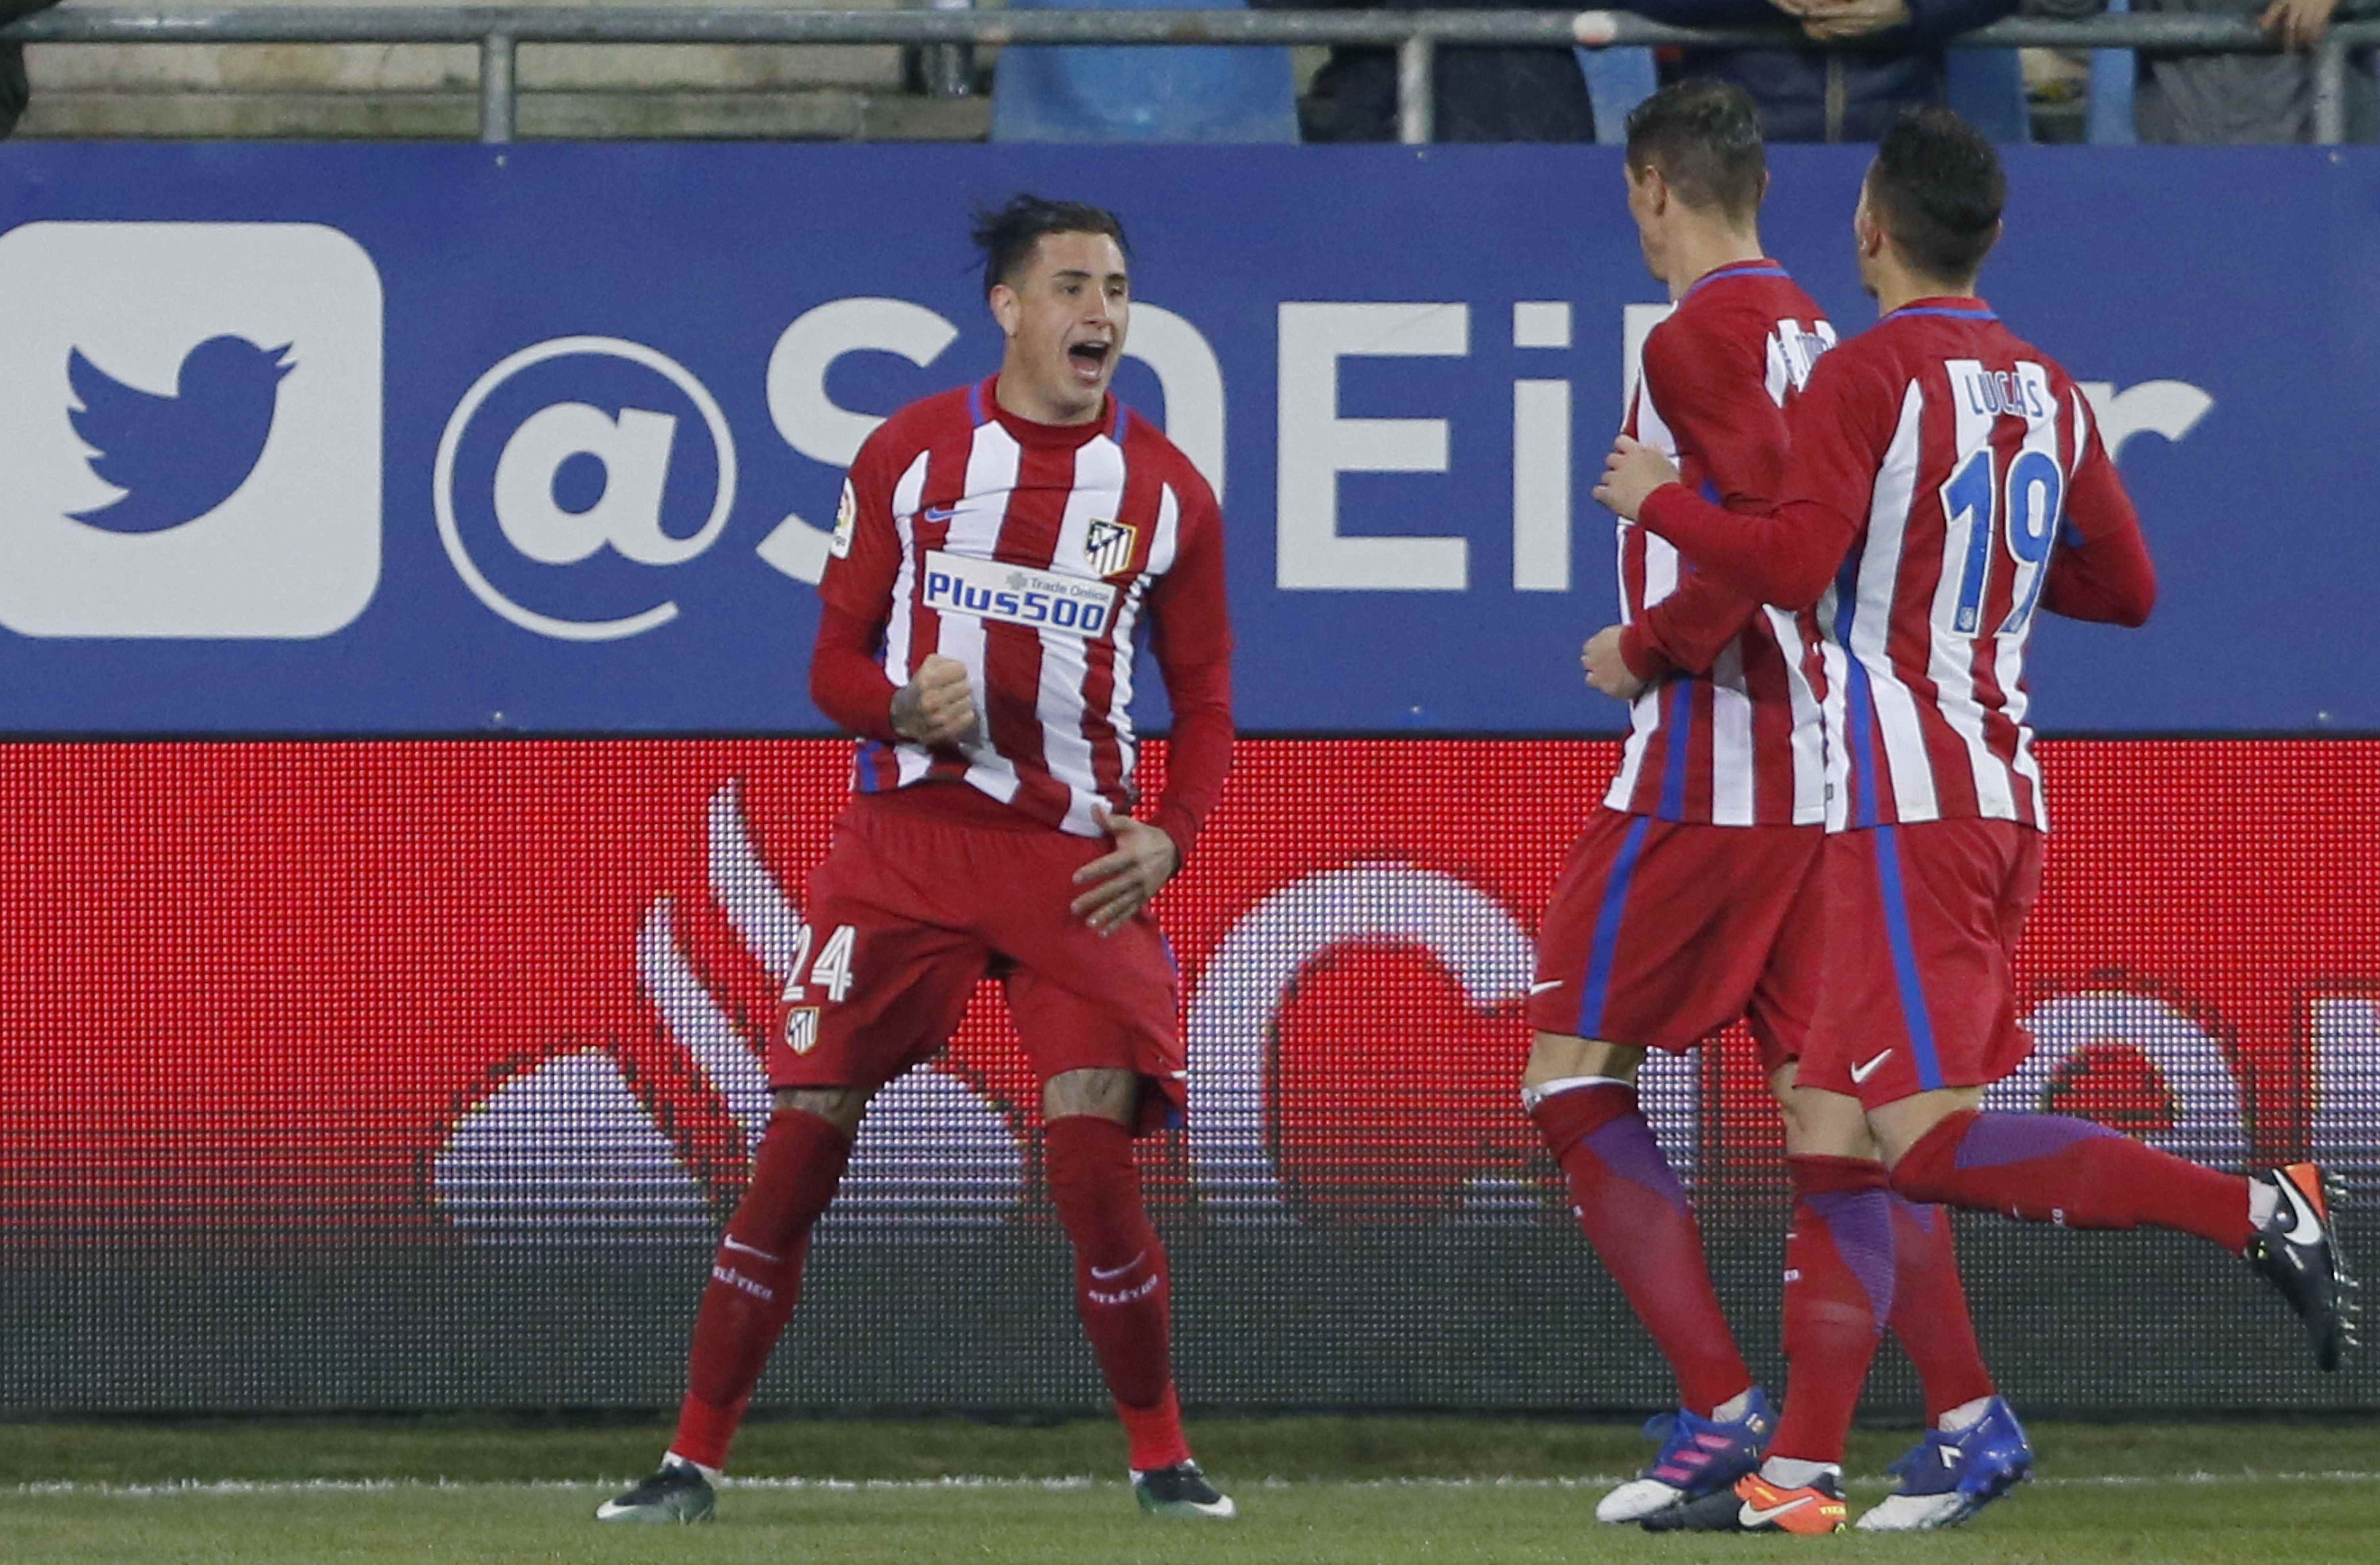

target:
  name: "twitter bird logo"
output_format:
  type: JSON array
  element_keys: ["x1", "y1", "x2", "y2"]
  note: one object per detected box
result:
[{"x1": 67, "y1": 336, "x2": 296, "y2": 534}]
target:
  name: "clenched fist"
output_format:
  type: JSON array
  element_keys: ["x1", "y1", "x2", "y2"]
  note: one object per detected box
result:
[
  {"x1": 1592, "y1": 435, "x2": 1682, "y2": 524},
  {"x1": 1582, "y1": 625, "x2": 1646, "y2": 702},
  {"x1": 891, "y1": 654, "x2": 976, "y2": 746}
]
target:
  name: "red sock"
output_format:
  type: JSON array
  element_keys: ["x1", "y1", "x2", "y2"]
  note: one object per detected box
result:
[
  {"x1": 1887, "y1": 1196, "x2": 1996, "y2": 1423},
  {"x1": 1891, "y1": 1110, "x2": 2254, "y2": 1252},
  {"x1": 1045, "y1": 1114, "x2": 1190, "y2": 1472},
  {"x1": 1530, "y1": 1083, "x2": 1751, "y2": 1417},
  {"x1": 1769, "y1": 1156, "x2": 1894, "y2": 1466},
  {"x1": 669, "y1": 1109, "x2": 854, "y2": 1472}
]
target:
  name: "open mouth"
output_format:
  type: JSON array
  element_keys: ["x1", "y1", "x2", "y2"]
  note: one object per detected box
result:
[{"x1": 1067, "y1": 340, "x2": 1113, "y2": 380}]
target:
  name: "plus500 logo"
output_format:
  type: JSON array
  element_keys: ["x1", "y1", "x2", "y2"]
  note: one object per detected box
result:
[{"x1": 437, "y1": 299, "x2": 1220, "y2": 643}]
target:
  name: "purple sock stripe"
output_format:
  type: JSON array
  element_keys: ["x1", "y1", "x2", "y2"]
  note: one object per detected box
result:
[
  {"x1": 1887, "y1": 1192, "x2": 1941, "y2": 1237},
  {"x1": 1804, "y1": 1188, "x2": 1896, "y2": 1326},
  {"x1": 1951, "y1": 1111, "x2": 2121, "y2": 1172},
  {"x1": 1585, "y1": 1113, "x2": 1690, "y2": 1217}
]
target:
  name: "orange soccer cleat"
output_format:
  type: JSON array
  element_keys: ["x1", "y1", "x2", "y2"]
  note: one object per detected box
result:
[
  {"x1": 2247, "y1": 1162, "x2": 2359, "y2": 1371},
  {"x1": 1642, "y1": 1469, "x2": 1849, "y2": 1534}
]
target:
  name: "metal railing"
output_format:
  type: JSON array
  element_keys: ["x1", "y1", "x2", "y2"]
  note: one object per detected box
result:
[{"x1": 7, "y1": 6, "x2": 2374, "y2": 144}]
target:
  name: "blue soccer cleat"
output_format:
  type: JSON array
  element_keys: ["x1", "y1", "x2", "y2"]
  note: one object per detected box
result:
[
  {"x1": 1595, "y1": 1388, "x2": 1774, "y2": 1523},
  {"x1": 1855, "y1": 1396, "x2": 2033, "y2": 1531}
]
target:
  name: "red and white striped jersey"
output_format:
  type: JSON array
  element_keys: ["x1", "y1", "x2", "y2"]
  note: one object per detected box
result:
[
  {"x1": 1606, "y1": 260, "x2": 1840, "y2": 827},
  {"x1": 818, "y1": 376, "x2": 1232, "y2": 839},
  {"x1": 1715, "y1": 299, "x2": 2144, "y2": 833}
]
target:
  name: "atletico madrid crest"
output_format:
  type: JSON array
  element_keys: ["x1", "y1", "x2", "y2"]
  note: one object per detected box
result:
[
  {"x1": 1084, "y1": 518, "x2": 1137, "y2": 579},
  {"x1": 784, "y1": 1006, "x2": 820, "y2": 1056}
]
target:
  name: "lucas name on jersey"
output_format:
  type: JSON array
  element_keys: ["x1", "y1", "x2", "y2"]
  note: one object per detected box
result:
[
  {"x1": 921, "y1": 550, "x2": 1119, "y2": 639},
  {"x1": 1953, "y1": 361, "x2": 2052, "y2": 422}
]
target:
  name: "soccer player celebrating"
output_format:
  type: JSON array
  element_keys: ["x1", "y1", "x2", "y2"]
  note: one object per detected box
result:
[
  {"x1": 598, "y1": 195, "x2": 1237, "y2": 1525},
  {"x1": 1598, "y1": 107, "x2": 2355, "y2": 1535},
  {"x1": 1535, "y1": 80, "x2": 2018, "y2": 1531}
]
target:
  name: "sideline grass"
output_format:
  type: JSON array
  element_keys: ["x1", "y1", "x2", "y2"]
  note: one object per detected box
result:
[{"x1": 3, "y1": 1419, "x2": 2374, "y2": 1564}]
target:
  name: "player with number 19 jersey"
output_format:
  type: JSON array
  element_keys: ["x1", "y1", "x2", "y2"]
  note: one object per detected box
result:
[
  {"x1": 1528, "y1": 260, "x2": 1838, "y2": 1069},
  {"x1": 1633, "y1": 296, "x2": 2155, "y2": 1105}
]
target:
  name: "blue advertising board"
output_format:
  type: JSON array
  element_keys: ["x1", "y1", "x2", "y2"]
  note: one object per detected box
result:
[{"x1": 0, "y1": 144, "x2": 2371, "y2": 735}]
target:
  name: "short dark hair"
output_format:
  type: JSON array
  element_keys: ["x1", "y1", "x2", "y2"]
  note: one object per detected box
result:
[
  {"x1": 1865, "y1": 105, "x2": 2004, "y2": 284},
  {"x1": 970, "y1": 193, "x2": 1131, "y2": 298},
  {"x1": 1623, "y1": 79, "x2": 1766, "y2": 223}
]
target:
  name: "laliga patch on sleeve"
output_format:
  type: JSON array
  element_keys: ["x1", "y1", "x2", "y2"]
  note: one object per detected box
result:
[{"x1": 830, "y1": 480, "x2": 857, "y2": 560}]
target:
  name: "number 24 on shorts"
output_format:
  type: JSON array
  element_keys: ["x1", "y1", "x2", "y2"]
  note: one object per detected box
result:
[{"x1": 781, "y1": 924, "x2": 859, "y2": 1004}]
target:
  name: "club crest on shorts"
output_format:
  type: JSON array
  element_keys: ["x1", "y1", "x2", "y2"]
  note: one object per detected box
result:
[
  {"x1": 1084, "y1": 518, "x2": 1136, "y2": 579},
  {"x1": 783, "y1": 1006, "x2": 821, "y2": 1056}
]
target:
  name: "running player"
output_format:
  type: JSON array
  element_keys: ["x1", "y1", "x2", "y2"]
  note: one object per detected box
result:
[
  {"x1": 1534, "y1": 80, "x2": 2016, "y2": 1530},
  {"x1": 598, "y1": 194, "x2": 1238, "y2": 1525},
  {"x1": 1597, "y1": 106, "x2": 2354, "y2": 1535}
]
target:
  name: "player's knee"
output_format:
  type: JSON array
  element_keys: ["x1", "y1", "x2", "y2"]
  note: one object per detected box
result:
[
  {"x1": 1772, "y1": 1079, "x2": 1871, "y2": 1159},
  {"x1": 771, "y1": 1084, "x2": 872, "y2": 1137},
  {"x1": 1868, "y1": 1089, "x2": 1986, "y2": 1170},
  {"x1": 1042, "y1": 1068, "x2": 1138, "y2": 1126},
  {"x1": 1522, "y1": 1033, "x2": 1644, "y2": 1089}
]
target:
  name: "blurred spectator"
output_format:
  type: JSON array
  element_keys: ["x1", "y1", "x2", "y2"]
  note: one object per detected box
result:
[
  {"x1": 2, "y1": 0, "x2": 59, "y2": 139},
  {"x1": 1280, "y1": 0, "x2": 1598, "y2": 141},
  {"x1": 1641, "y1": 0, "x2": 2024, "y2": 140},
  {"x1": 2125, "y1": 0, "x2": 2374, "y2": 140},
  {"x1": 1284, "y1": 0, "x2": 2025, "y2": 143}
]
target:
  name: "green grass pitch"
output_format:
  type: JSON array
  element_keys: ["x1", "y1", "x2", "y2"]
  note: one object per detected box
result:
[{"x1": 4, "y1": 1418, "x2": 2372, "y2": 1563}]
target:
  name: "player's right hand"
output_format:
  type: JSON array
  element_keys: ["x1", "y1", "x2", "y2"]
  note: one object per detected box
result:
[
  {"x1": 1593, "y1": 436, "x2": 1682, "y2": 523},
  {"x1": 891, "y1": 654, "x2": 976, "y2": 746}
]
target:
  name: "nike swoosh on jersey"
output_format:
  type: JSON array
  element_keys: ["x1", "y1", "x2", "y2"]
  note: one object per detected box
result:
[
  {"x1": 1090, "y1": 1250, "x2": 1147, "y2": 1282},
  {"x1": 1850, "y1": 1049, "x2": 1895, "y2": 1084},
  {"x1": 1527, "y1": 980, "x2": 1564, "y2": 995},
  {"x1": 923, "y1": 505, "x2": 957, "y2": 522}
]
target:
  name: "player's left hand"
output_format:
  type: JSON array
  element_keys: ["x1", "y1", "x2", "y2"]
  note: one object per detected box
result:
[
  {"x1": 1593, "y1": 436, "x2": 1682, "y2": 523},
  {"x1": 1797, "y1": 0, "x2": 1911, "y2": 37},
  {"x1": 1070, "y1": 808, "x2": 1180, "y2": 934},
  {"x1": 1582, "y1": 625, "x2": 1647, "y2": 702}
]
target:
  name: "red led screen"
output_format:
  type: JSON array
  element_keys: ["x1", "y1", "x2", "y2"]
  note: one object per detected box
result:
[
  {"x1": 4, "y1": 739, "x2": 2375, "y2": 1243},
  {"x1": 3, "y1": 739, "x2": 2377, "y2": 1416}
]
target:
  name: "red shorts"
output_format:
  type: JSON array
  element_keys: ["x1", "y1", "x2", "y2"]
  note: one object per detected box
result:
[
  {"x1": 1527, "y1": 809, "x2": 1826, "y2": 1072},
  {"x1": 1799, "y1": 818, "x2": 2042, "y2": 1108},
  {"x1": 769, "y1": 788, "x2": 1184, "y2": 1134}
]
